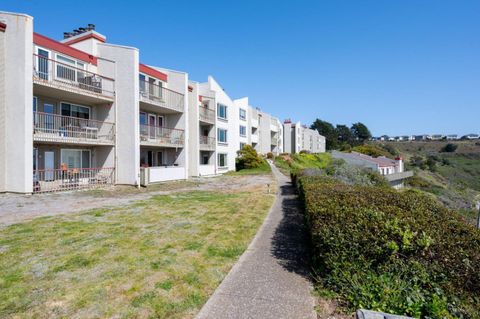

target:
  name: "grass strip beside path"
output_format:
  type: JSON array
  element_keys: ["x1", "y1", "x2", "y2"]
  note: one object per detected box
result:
[{"x1": 0, "y1": 186, "x2": 274, "y2": 318}]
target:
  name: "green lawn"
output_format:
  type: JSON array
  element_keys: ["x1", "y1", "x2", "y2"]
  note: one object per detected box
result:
[
  {"x1": 226, "y1": 160, "x2": 272, "y2": 176},
  {"x1": 0, "y1": 186, "x2": 274, "y2": 318},
  {"x1": 274, "y1": 153, "x2": 332, "y2": 175}
]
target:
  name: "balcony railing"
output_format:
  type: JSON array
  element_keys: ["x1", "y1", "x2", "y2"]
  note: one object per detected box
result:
[
  {"x1": 140, "y1": 124, "x2": 184, "y2": 147},
  {"x1": 199, "y1": 136, "x2": 216, "y2": 150},
  {"x1": 199, "y1": 106, "x2": 215, "y2": 123},
  {"x1": 33, "y1": 112, "x2": 115, "y2": 144},
  {"x1": 33, "y1": 167, "x2": 115, "y2": 193},
  {"x1": 139, "y1": 80, "x2": 184, "y2": 112},
  {"x1": 33, "y1": 54, "x2": 115, "y2": 98}
]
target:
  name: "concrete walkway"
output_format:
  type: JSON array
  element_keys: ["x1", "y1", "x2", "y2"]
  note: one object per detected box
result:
[{"x1": 196, "y1": 163, "x2": 316, "y2": 319}]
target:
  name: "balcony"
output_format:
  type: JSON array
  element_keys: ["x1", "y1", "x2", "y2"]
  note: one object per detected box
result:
[
  {"x1": 140, "y1": 124, "x2": 184, "y2": 147},
  {"x1": 33, "y1": 54, "x2": 115, "y2": 103},
  {"x1": 139, "y1": 80, "x2": 184, "y2": 113},
  {"x1": 270, "y1": 119, "x2": 280, "y2": 132},
  {"x1": 33, "y1": 112, "x2": 115, "y2": 145},
  {"x1": 140, "y1": 166, "x2": 186, "y2": 185},
  {"x1": 33, "y1": 167, "x2": 115, "y2": 193},
  {"x1": 199, "y1": 136, "x2": 216, "y2": 151},
  {"x1": 199, "y1": 106, "x2": 215, "y2": 124},
  {"x1": 271, "y1": 138, "x2": 279, "y2": 146},
  {"x1": 251, "y1": 134, "x2": 258, "y2": 143}
]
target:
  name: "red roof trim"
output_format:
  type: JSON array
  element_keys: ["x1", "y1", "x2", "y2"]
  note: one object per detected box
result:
[
  {"x1": 0, "y1": 22, "x2": 6, "y2": 32},
  {"x1": 33, "y1": 33, "x2": 97, "y2": 65},
  {"x1": 139, "y1": 63, "x2": 168, "y2": 82},
  {"x1": 63, "y1": 32, "x2": 106, "y2": 45}
]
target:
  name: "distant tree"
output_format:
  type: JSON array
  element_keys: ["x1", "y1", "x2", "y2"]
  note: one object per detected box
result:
[
  {"x1": 310, "y1": 119, "x2": 338, "y2": 150},
  {"x1": 351, "y1": 122, "x2": 372, "y2": 141},
  {"x1": 335, "y1": 125, "x2": 353, "y2": 144},
  {"x1": 441, "y1": 143, "x2": 458, "y2": 153}
]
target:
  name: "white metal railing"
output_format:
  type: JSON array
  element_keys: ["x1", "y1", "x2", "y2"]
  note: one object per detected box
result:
[
  {"x1": 33, "y1": 167, "x2": 115, "y2": 193},
  {"x1": 33, "y1": 54, "x2": 115, "y2": 98},
  {"x1": 33, "y1": 112, "x2": 115, "y2": 144},
  {"x1": 199, "y1": 136, "x2": 216, "y2": 149},
  {"x1": 140, "y1": 124, "x2": 184, "y2": 146},
  {"x1": 199, "y1": 106, "x2": 215, "y2": 123},
  {"x1": 139, "y1": 80, "x2": 184, "y2": 112}
]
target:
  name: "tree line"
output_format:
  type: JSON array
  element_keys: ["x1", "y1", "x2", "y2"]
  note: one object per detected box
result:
[{"x1": 310, "y1": 119, "x2": 372, "y2": 150}]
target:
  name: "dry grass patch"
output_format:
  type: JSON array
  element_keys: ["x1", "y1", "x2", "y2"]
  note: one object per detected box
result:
[{"x1": 0, "y1": 184, "x2": 274, "y2": 318}]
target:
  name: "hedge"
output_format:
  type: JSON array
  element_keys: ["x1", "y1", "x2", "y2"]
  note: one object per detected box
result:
[{"x1": 298, "y1": 174, "x2": 480, "y2": 318}]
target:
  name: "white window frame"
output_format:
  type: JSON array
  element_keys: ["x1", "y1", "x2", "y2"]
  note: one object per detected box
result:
[
  {"x1": 239, "y1": 108, "x2": 246, "y2": 121},
  {"x1": 60, "y1": 149, "x2": 92, "y2": 169},
  {"x1": 217, "y1": 128, "x2": 228, "y2": 144},
  {"x1": 35, "y1": 47, "x2": 51, "y2": 79},
  {"x1": 33, "y1": 96, "x2": 38, "y2": 112},
  {"x1": 217, "y1": 103, "x2": 228, "y2": 120},
  {"x1": 55, "y1": 53, "x2": 86, "y2": 82},
  {"x1": 157, "y1": 115, "x2": 165, "y2": 127},
  {"x1": 157, "y1": 151, "x2": 164, "y2": 166},
  {"x1": 239, "y1": 125, "x2": 246, "y2": 137},
  {"x1": 60, "y1": 101, "x2": 91, "y2": 119},
  {"x1": 218, "y1": 153, "x2": 228, "y2": 168}
]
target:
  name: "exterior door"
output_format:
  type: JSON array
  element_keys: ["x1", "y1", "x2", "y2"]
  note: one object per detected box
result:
[
  {"x1": 44, "y1": 103, "x2": 54, "y2": 132},
  {"x1": 157, "y1": 151, "x2": 163, "y2": 166},
  {"x1": 37, "y1": 49, "x2": 49, "y2": 80},
  {"x1": 44, "y1": 151, "x2": 55, "y2": 181},
  {"x1": 147, "y1": 151, "x2": 154, "y2": 167},
  {"x1": 148, "y1": 114, "x2": 156, "y2": 139}
]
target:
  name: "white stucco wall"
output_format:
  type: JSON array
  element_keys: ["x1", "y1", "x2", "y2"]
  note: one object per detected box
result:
[
  {"x1": 152, "y1": 67, "x2": 189, "y2": 177},
  {"x1": 208, "y1": 76, "x2": 237, "y2": 172},
  {"x1": 187, "y1": 81, "x2": 200, "y2": 177},
  {"x1": 0, "y1": 12, "x2": 33, "y2": 193},
  {"x1": 97, "y1": 43, "x2": 140, "y2": 185}
]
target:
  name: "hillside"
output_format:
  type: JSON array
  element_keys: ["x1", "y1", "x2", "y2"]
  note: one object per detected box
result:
[{"x1": 374, "y1": 140, "x2": 480, "y2": 224}]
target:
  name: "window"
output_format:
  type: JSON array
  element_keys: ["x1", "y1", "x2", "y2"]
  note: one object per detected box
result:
[
  {"x1": 33, "y1": 97, "x2": 37, "y2": 112},
  {"x1": 217, "y1": 128, "x2": 227, "y2": 143},
  {"x1": 240, "y1": 142, "x2": 246, "y2": 150},
  {"x1": 61, "y1": 149, "x2": 91, "y2": 169},
  {"x1": 239, "y1": 125, "x2": 246, "y2": 137},
  {"x1": 139, "y1": 112, "x2": 147, "y2": 125},
  {"x1": 239, "y1": 108, "x2": 246, "y2": 120},
  {"x1": 56, "y1": 54, "x2": 85, "y2": 82},
  {"x1": 157, "y1": 151, "x2": 163, "y2": 166},
  {"x1": 139, "y1": 74, "x2": 146, "y2": 93},
  {"x1": 201, "y1": 152, "x2": 210, "y2": 165},
  {"x1": 218, "y1": 153, "x2": 227, "y2": 168},
  {"x1": 61, "y1": 102, "x2": 90, "y2": 119},
  {"x1": 217, "y1": 103, "x2": 227, "y2": 120}
]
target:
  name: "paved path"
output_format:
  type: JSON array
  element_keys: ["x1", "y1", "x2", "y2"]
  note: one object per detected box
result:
[{"x1": 196, "y1": 163, "x2": 316, "y2": 319}]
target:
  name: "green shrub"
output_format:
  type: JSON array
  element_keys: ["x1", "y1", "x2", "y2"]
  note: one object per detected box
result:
[
  {"x1": 298, "y1": 176, "x2": 480, "y2": 318},
  {"x1": 441, "y1": 143, "x2": 458, "y2": 153},
  {"x1": 352, "y1": 144, "x2": 393, "y2": 158},
  {"x1": 235, "y1": 145, "x2": 263, "y2": 170}
]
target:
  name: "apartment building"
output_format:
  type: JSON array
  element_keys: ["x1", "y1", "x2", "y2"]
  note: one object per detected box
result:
[
  {"x1": 0, "y1": 10, "x2": 323, "y2": 193},
  {"x1": 331, "y1": 151, "x2": 413, "y2": 189},
  {"x1": 283, "y1": 120, "x2": 325, "y2": 154}
]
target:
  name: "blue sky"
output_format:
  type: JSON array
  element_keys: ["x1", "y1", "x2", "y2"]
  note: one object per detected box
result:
[{"x1": 3, "y1": 0, "x2": 480, "y2": 136}]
